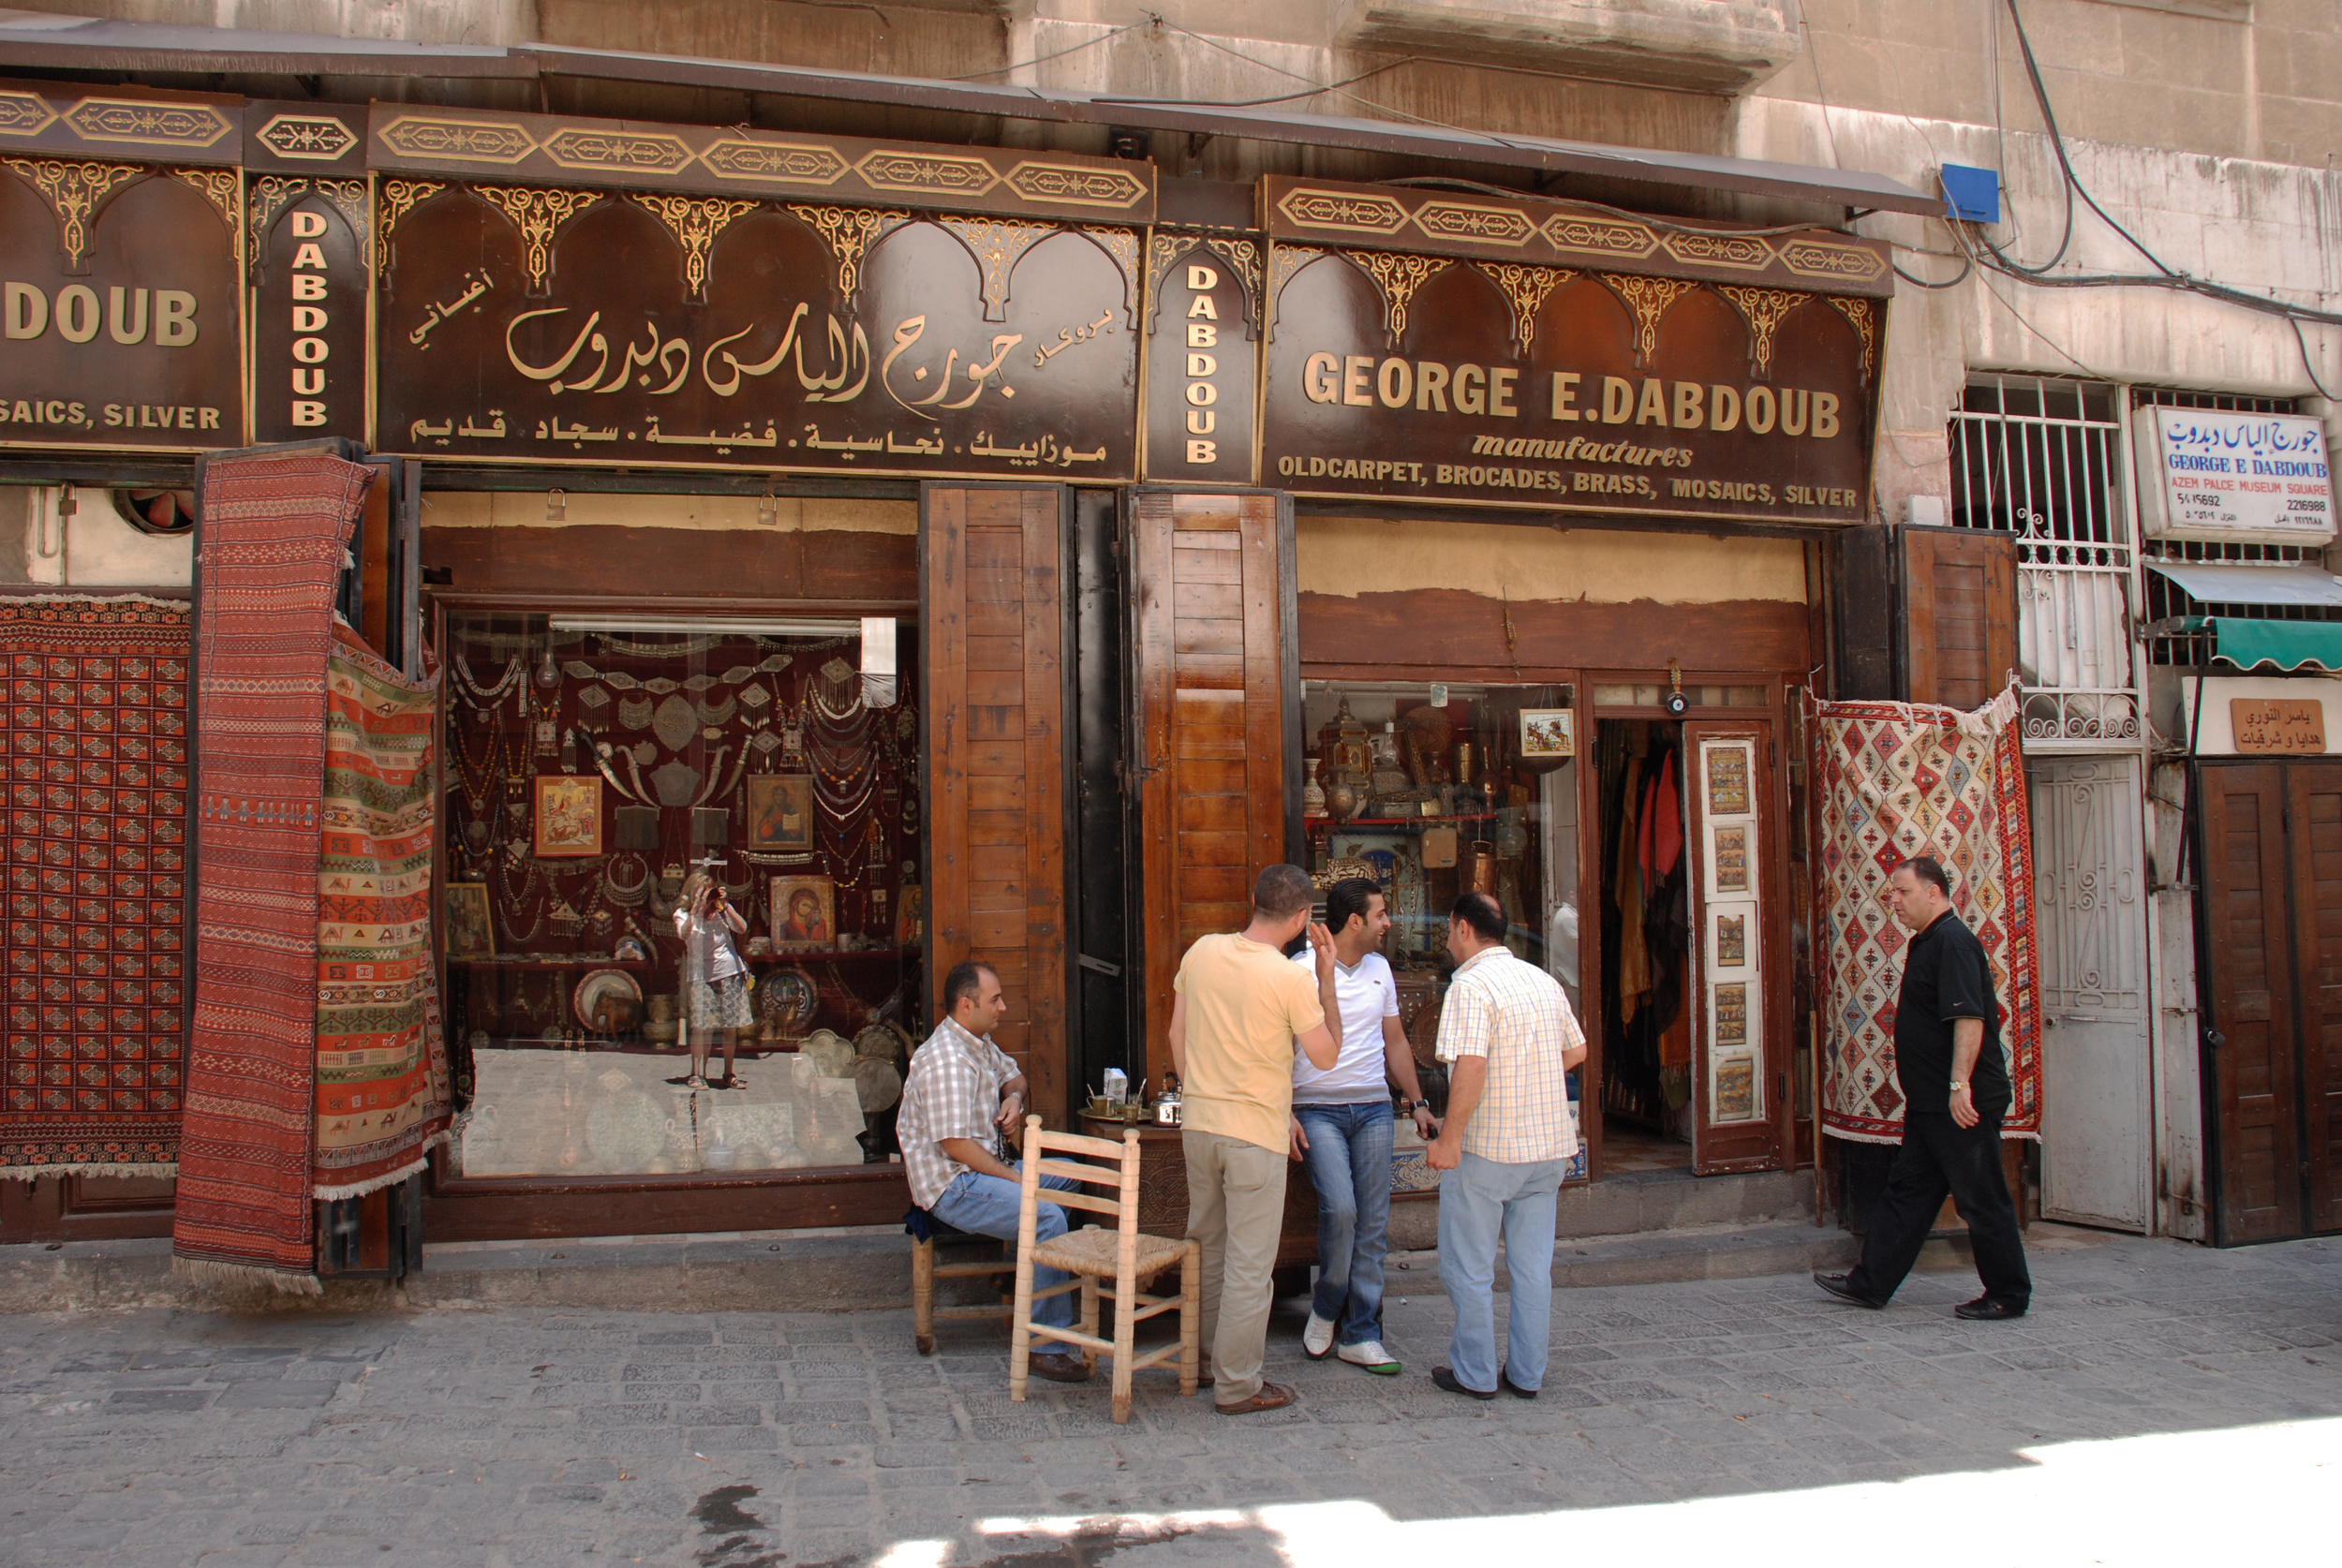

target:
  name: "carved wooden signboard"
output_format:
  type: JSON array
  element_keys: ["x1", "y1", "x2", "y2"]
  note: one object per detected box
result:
[
  {"x1": 1142, "y1": 229, "x2": 1263, "y2": 484},
  {"x1": 1256, "y1": 175, "x2": 1885, "y2": 522},
  {"x1": 2231, "y1": 698, "x2": 2326, "y2": 754}
]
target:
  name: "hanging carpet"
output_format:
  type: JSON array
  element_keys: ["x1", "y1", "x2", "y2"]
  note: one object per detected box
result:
[
  {"x1": 1810, "y1": 682, "x2": 2042, "y2": 1145},
  {"x1": 314, "y1": 624, "x2": 450, "y2": 1199},
  {"x1": 174, "y1": 451, "x2": 374, "y2": 1292},
  {"x1": 0, "y1": 594, "x2": 191, "y2": 1177}
]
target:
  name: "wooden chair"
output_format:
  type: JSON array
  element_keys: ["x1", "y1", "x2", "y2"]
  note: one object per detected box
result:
[
  {"x1": 1009, "y1": 1115, "x2": 1200, "y2": 1425},
  {"x1": 904, "y1": 1208, "x2": 1018, "y2": 1355}
]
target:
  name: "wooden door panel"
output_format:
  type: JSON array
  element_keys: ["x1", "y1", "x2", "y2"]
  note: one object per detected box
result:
[
  {"x1": 2287, "y1": 763, "x2": 2342, "y2": 1233},
  {"x1": 924, "y1": 484, "x2": 1069, "y2": 1120},
  {"x1": 1135, "y1": 490, "x2": 1293, "y2": 1087},
  {"x1": 2199, "y1": 762, "x2": 2301, "y2": 1243},
  {"x1": 1903, "y1": 526, "x2": 2017, "y2": 710}
]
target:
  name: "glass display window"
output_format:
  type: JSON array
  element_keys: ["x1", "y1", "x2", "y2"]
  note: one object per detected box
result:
[
  {"x1": 437, "y1": 610, "x2": 923, "y2": 1179},
  {"x1": 1300, "y1": 679, "x2": 1585, "y2": 1180}
]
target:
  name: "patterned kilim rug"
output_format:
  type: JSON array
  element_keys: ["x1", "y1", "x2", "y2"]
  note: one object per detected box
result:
[
  {"x1": 175, "y1": 452, "x2": 375, "y2": 1291},
  {"x1": 0, "y1": 594, "x2": 191, "y2": 1177},
  {"x1": 315, "y1": 625, "x2": 449, "y2": 1198},
  {"x1": 1810, "y1": 684, "x2": 2042, "y2": 1145}
]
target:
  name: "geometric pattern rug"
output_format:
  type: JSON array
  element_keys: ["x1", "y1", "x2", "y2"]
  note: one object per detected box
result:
[
  {"x1": 174, "y1": 451, "x2": 375, "y2": 1292},
  {"x1": 314, "y1": 625, "x2": 449, "y2": 1199},
  {"x1": 0, "y1": 593, "x2": 192, "y2": 1177},
  {"x1": 1810, "y1": 682, "x2": 2042, "y2": 1144}
]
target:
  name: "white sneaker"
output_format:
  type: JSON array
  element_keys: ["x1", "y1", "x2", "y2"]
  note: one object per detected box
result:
[
  {"x1": 1301, "y1": 1311, "x2": 1336, "y2": 1359},
  {"x1": 1338, "y1": 1340, "x2": 1402, "y2": 1376}
]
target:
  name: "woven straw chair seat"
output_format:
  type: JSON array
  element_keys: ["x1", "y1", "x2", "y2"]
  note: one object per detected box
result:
[{"x1": 1032, "y1": 1225, "x2": 1189, "y2": 1280}]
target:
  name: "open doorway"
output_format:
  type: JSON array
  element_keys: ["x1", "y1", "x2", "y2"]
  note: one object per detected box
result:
[{"x1": 1595, "y1": 717, "x2": 1695, "y2": 1174}]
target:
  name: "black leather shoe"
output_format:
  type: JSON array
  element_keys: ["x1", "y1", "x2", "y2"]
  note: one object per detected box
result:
[
  {"x1": 1430, "y1": 1365, "x2": 1497, "y2": 1400},
  {"x1": 1498, "y1": 1373, "x2": 1539, "y2": 1400},
  {"x1": 1954, "y1": 1295, "x2": 2026, "y2": 1321},
  {"x1": 1814, "y1": 1272, "x2": 1886, "y2": 1309},
  {"x1": 1028, "y1": 1352, "x2": 1092, "y2": 1383}
]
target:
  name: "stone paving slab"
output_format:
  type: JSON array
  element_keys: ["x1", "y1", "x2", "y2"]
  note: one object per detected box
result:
[{"x1": 2, "y1": 1234, "x2": 2337, "y2": 1566}]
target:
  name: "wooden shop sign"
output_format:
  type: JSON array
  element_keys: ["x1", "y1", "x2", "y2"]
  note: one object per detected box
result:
[
  {"x1": 374, "y1": 182, "x2": 1141, "y2": 479},
  {"x1": 2231, "y1": 698, "x2": 2326, "y2": 754},
  {"x1": 1258, "y1": 174, "x2": 1883, "y2": 521}
]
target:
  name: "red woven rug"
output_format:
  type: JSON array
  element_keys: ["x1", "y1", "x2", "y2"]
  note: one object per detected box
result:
[
  {"x1": 315, "y1": 626, "x2": 449, "y2": 1198},
  {"x1": 175, "y1": 452, "x2": 374, "y2": 1291},
  {"x1": 0, "y1": 595, "x2": 191, "y2": 1178}
]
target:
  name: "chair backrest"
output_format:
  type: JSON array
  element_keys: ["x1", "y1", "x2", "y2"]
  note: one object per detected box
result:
[{"x1": 1016, "y1": 1115, "x2": 1141, "y2": 1241}]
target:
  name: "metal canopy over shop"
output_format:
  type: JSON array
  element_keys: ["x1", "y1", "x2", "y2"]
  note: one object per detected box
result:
[
  {"x1": 2144, "y1": 561, "x2": 2342, "y2": 611},
  {"x1": 0, "y1": 13, "x2": 1939, "y2": 216}
]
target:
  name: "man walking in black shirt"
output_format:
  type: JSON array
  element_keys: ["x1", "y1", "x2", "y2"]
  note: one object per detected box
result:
[{"x1": 1816, "y1": 855, "x2": 2032, "y2": 1320}]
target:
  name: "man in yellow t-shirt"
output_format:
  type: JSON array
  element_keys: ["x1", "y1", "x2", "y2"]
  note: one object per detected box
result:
[{"x1": 1168, "y1": 863, "x2": 1341, "y2": 1414}]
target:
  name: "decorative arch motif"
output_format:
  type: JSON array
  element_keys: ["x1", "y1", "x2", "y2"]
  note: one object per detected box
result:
[
  {"x1": 1341, "y1": 249, "x2": 1450, "y2": 346},
  {"x1": 471, "y1": 185, "x2": 605, "y2": 296},
  {"x1": 1827, "y1": 294, "x2": 1877, "y2": 383},
  {"x1": 376, "y1": 177, "x2": 446, "y2": 268},
  {"x1": 935, "y1": 214, "x2": 1057, "y2": 321},
  {"x1": 249, "y1": 174, "x2": 307, "y2": 268},
  {"x1": 1147, "y1": 232, "x2": 1263, "y2": 336},
  {"x1": 2, "y1": 157, "x2": 142, "y2": 272},
  {"x1": 1266, "y1": 243, "x2": 1327, "y2": 340},
  {"x1": 787, "y1": 203, "x2": 911, "y2": 308},
  {"x1": 1076, "y1": 226, "x2": 1141, "y2": 325},
  {"x1": 165, "y1": 167, "x2": 239, "y2": 239},
  {"x1": 1472, "y1": 261, "x2": 1574, "y2": 356},
  {"x1": 1596, "y1": 273, "x2": 1698, "y2": 367},
  {"x1": 1715, "y1": 286, "x2": 1805, "y2": 380},
  {"x1": 629, "y1": 193, "x2": 760, "y2": 302}
]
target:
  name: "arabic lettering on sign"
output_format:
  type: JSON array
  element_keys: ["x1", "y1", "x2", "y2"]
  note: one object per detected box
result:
[
  {"x1": 2139, "y1": 405, "x2": 2334, "y2": 545},
  {"x1": 374, "y1": 196, "x2": 1137, "y2": 476},
  {"x1": 2231, "y1": 698, "x2": 2326, "y2": 755}
]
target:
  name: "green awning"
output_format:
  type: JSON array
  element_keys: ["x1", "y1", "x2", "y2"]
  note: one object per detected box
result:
[{"x1": 2207, "y1": 616, "x2": 2342, "y2": 673}]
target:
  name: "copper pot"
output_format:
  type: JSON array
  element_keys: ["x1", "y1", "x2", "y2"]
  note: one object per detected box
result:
[
  {"x1": 1451, "y1": 742, "x2": 1475, "y2": 786},
  {"x1": 1469, "y1": 839, "x2": 1500, "y2": 895}
]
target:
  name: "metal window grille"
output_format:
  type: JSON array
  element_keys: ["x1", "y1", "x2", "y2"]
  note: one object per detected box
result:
[{"x1": 1947, "y1": 374, "x2": 2138, "y2": 747}]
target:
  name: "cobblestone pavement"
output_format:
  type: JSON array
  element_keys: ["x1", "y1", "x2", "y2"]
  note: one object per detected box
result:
[{"x1": 5, "y1": 1233, "x2": 2340, "y2": 1568}]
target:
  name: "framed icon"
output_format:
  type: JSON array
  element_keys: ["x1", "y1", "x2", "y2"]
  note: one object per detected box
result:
[
  {"x1": 445, "y1": 881, "x2": 494, "y2": 958},
  {"x1": 532, "y1": 775, "x2": 602, "y2": 857},
  {"x1": 746, "y1": 774, "x2": 815, "y2": 852},
  {"x1": 771, "y1": 875, "x2": 836, "y2": 951}
]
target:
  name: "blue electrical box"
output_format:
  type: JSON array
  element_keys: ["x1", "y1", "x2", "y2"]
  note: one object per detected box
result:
[{"x1": 1939, "y1": 164, "x2": 2000, "y2": 224}]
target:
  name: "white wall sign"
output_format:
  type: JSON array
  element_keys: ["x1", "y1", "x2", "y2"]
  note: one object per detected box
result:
[{"x1": 2134, "y1": 406, "x2": 2334, "y2": 546}]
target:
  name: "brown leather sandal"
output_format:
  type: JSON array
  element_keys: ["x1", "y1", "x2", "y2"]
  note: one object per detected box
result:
[{"x1": 1214, "y1": 1381, "x2": 1297, "y2": 1415}]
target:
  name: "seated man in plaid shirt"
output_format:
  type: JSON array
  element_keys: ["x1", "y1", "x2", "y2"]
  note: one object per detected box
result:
[{"x1": 896, "y1": 959, "x2": 1090, "y2": 1383}]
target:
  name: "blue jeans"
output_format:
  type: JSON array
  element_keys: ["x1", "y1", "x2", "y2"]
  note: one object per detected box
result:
[
  {"x1": 1294, "y1": 1101, "x2": 1395, "y2": 1346},
  {"x1": 929, "y1": 1162, "x2": 1079, "y2": 1330},
  {"x1": 1436, "y1": 1151, "x2": 1566, "y2": 1393}
]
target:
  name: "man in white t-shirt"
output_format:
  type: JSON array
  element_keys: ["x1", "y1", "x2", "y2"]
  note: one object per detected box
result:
[{"x1": 1287, "y1": 878, "x2": 1439, "y2": 1375}]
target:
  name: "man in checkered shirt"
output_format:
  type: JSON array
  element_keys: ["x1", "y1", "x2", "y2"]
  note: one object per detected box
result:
[
  {"x1": 1427, "y1": 891, "x2": 1587, "y2": 1401},
  {"x1": 897, "y1": 959, "x2": 1089, "y2": 1383}
]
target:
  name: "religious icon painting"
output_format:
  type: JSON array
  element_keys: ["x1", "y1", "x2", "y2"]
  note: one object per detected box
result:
[
  {"x1": 746, "y1": 774, "x2": 815, "y2": 852},
  {"x1": 771, "y1": 875, "x2": 836, "y2": 951},
  {"x1": 445, "y1": 881, "x2": 495, "y2": 958},
  {"x1": 532, "y1": 775, "x2": 602, "y2": 857}
]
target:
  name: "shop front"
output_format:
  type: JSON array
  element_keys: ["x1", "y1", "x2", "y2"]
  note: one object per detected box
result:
[{"x1": 0, "y1": 77, "x2": 1893, "y2": 1261}]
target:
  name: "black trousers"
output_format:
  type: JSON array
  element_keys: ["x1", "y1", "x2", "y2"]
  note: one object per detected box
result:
[{"x1": 1846, "y1": 1109, "x2": 2031, "y2": 1309}]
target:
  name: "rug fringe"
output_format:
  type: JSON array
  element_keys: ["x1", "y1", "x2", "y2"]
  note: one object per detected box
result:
[
  {"x1": 0, "y1": 590, "x2": 189, "y2": 613},
  {"x1": 1, "y1": 1161, "x2": 178, "y2": 1181},
  {"x1": 170, "y1": 1255, "x2": 324, "y2": 1295},
  {"x1": 310, "y1": 1131, "x2": 448, "y2": 1201}
]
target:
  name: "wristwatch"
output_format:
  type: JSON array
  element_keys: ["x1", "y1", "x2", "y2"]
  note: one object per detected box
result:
[{"x1": 1948, "y1": 1079, "x2": 1969, "y2": 1093}]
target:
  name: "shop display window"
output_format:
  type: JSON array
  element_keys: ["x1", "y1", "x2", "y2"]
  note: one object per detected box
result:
[
  {"x1": 1300, "y1": 680, "x2": 1586, "y2": 1180},
  {"x1": 438, "y1": 611, "x2": 922, "y2": 1179}
]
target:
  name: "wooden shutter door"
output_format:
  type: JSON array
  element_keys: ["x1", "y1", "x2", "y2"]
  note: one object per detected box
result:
[
  {"x1": 1133, "y1": 490, "x2": 1295, "y2": 1087},
  {"x1": 2197, "y1": 762, "x2": 2302, "y2": 1243},
  {"x1": 2284, "y1": 762, "x2": 2342, "y2": 1234},
  {"x1": 1682, "y1": 721, "x2": 1786, "y2": 1174},
  {"x1": 1903, "y1": 526, "x2": 2017, "y2": 708},
  {"x1": 923, "y1": 484, "x2": 1070, "y2": 1118}
]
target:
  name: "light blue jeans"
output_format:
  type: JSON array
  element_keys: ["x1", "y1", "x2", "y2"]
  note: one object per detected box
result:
[
  {"x1": 1294, "y1": 1101, "x2": 1395, "y2": 1347},
  {"x1": 929, "y1": 1162, "x2": 1079, "y2": 1330},
  {"x1": 1436, "y1": 1151, "x2": 1566, "y2": 1393}
]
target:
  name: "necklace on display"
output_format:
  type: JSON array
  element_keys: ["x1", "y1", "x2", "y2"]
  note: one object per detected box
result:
[
  {"x1": 455, "y1": 651, "x2": 524, "y2": 711},
  {"x1": 605, "y1": 852, "x2": 650, "y2": 907}
]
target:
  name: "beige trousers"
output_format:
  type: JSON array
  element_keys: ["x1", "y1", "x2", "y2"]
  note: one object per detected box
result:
[{"x1": 1182, "y1": 1128, "x2": 1289, "y2": 1406}]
